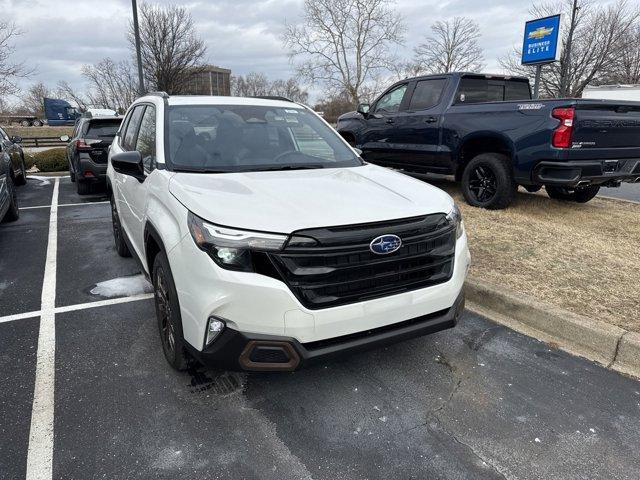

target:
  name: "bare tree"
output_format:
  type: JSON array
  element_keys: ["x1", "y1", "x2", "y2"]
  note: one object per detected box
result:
[
  {"x1": 412, "y1": 17, "x2": 484, "y2": 74},
  {"x1": 598, "y1": 23, "x2": 640, "y2": 84},
  {"x1": 313, "y1": 90, "x2": 355, "y2": 123},
  {"x1": 283, "y1": 0, "x2": 405, "y2": 104},
  {"x1": 0, "y1": 22, "x2": 30, "y2": 97},
  {"x1": 231, "y1": 72, "x2": 270, "y2": 97},
  {"x1": 22, "y1": 82, "x2": 51, "y2": 115},
  {"x1": 232, "y1": 72, "x2": 310, "y2": 103},
  {"x1": 56, "y1": 81, "x2": 88, "y2": 111},
  {"x1": 131, "y1": 3, "x2": 207, "y2": 94},
  {"x1": 500, "y1": 0, "x2": 639, "y2": 97},
  {"x1": 82, "y1": 58, "x2": 138, "y2": 112}
]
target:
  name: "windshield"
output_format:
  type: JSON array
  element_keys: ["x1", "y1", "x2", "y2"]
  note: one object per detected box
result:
[{"x1": 167, "y1": 105, "x2": 362, "y2": 172}]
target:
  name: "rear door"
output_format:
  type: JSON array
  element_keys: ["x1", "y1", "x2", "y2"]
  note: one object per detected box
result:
[
  {"x1": 393, "y1": 77, "x2": 449, "y2": 172},
  {"x1": 0, "y1": 127, "x2": 21, "y2": 175},
  {"x1": 359, "y1": 82, "x2": 411, "y2": 164}
]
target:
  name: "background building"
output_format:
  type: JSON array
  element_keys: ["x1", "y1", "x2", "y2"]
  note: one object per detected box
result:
[{"x1": 184, "y1": 65, "x2": 231, "y2": 96}]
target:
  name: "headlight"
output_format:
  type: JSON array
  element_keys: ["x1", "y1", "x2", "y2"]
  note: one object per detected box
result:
[
  {"x1": 187, "y1": 212, "x2": 288, "y2": 271},
  {"x1": 446, "y1": 205, "x2": 464, "y2": 240}
]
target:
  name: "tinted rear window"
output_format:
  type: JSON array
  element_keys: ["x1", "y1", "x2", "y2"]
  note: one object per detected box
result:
[
  {"x1": 85, "y1": 120, "x2": 121, "y2": 139},
  {"x1": 456, "y1": 78, "x2": 531, "y2": 104}
]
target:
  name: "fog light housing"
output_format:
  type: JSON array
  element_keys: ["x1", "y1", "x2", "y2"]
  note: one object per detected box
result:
[{"x1": 206, "y1": 317, "x2": 225, "y2": 346}]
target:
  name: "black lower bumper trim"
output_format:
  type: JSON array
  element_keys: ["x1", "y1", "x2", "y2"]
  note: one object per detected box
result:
[
  {"x1": 533, "y1": 159, "x2": 640, "y2": 186},
  {"x1": 186, "y1": 291, "x2": 465, "y2": 372}
]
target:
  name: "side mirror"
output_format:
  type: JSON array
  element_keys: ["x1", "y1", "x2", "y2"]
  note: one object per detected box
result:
[
  {"x1": 357, "y1": 103, "x2": 370, "y2": 115},
  {"x1": 11, "y1": 135, "x2": 22, "y2": 143},
  {"x1": 353, "y1": 147, "x2": 363, "y2": 156},
  {"x1": 111, "y1": 151, "x2": 145, "y2": 182},
  {"x1": 60, "y1": 135, "x2": 70, "y2": 142}
]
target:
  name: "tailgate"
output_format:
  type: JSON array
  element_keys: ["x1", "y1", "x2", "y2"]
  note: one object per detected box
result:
[{"x1": 571, "y1": 101, "x2": 640, "y2": 155}]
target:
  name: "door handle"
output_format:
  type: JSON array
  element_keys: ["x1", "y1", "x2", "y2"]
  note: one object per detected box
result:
[
  {"x1": 385, "y1": 118, "x2": 395, "y2": 124},
  {"x1": 424, "y1": 116, "x2": 437, "y2": 123}
]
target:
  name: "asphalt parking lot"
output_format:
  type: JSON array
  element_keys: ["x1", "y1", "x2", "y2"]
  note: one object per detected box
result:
[{"x1": 2, "y1": 175, "x2": 640, "y2": 480}]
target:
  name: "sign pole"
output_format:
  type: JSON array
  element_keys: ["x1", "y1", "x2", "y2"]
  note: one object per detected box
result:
[
  {"x1": 132, "y1": 0, "x2": 146, "y2": 96},
  {"x1": 533, "y1": 65, "x2": 542, "y2": 99}
]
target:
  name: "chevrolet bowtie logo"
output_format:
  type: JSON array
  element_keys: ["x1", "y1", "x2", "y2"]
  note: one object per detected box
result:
[{"x1": 528, "y1": 27, "x2": 554, "y2": 40}]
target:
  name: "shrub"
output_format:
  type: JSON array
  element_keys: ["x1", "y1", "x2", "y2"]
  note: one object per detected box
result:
[{"x1": 26, "y1": 148, "x2": 68, "y2": 172}]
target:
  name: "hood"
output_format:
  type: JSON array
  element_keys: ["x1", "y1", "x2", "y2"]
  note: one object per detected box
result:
[
  {"x1": 169, "y1": 164, "x2": 454, "y2": 234},
  {"x1": 337, "y1": 110, "x2": 360, "y2": 122}
]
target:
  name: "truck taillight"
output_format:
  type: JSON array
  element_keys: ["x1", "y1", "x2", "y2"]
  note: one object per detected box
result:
[
  {"x1": 76, "y1": 139, "x2": 92, "y2": 151},
  {"x1": 552, "y1": 107, "x2": 574, "y2": 148}
]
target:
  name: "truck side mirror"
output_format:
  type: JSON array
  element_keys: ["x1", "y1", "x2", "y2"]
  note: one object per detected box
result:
[
  {"x1": 111, "y1": 151, "x2": 145, "y2": 183},
  {"x1": 357, "y1": 103, "x2": 370, "y2": 115}
]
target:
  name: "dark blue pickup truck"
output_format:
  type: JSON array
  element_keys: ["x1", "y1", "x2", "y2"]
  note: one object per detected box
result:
[{"x1": 337, "y1": 73, "x2": 640, "y2": 209}]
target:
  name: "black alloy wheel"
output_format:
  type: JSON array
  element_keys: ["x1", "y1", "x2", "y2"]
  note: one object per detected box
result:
[{"x1": 468, "y1": 164, "x2": 497, "y2": 203}]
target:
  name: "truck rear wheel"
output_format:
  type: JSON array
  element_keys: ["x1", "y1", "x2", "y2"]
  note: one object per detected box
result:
[
  {"x1": 546, "y1": 185, "x2": 600, "y2": 203},
  {"x1": 32, "y1": 119, "x2": 43, "y2": 127},
  {"x1": 20, "y1": 120, "x2": 30, "y2": 127},
  {"x1": 461, "y1": 153, "x2": 516, "y2": 209}
]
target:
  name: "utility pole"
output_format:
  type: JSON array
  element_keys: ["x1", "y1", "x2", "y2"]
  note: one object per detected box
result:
[
  {"x1": 132, "y1": 0, "x2": 145, "y2": 96},
  {"x1": 560, "y1": 0, "x2": 579, "y2": 97}
]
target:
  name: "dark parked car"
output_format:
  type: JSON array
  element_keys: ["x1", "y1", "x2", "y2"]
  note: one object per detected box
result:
[
  {"x1": 337, "y1": 72, "x2": 640, "y2": 209},
  {"x1": 0, "y1": 126, "x2": 27, "y2": 187},
  {"x1": 0, "y1": 147, "x2": 19, "y2": 223},
  {"x1": 61, "y1": 116, "x2": 122, "y2": 195}
]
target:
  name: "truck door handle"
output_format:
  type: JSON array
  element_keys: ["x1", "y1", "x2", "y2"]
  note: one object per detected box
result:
[
  {"x1": 385, "y1": 118, "x2": 395, "y2": 124},
  {"x1": 424, "y1": 116, "x2": 437, "y2": 123}
]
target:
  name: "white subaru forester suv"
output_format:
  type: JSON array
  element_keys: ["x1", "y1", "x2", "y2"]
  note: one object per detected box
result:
[{"x1": 107, "y1": 93, "x2": 470, "y2": 371}]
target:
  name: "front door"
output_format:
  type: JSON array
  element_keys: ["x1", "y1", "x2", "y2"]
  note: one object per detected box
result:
[{"x1": 359, "y1": 82, "x2": 410, "y2": 165}]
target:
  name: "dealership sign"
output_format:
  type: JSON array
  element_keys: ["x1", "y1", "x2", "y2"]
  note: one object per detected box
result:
[{"x1": 521, "y1": 14, "x2": 561, "y2": 65}]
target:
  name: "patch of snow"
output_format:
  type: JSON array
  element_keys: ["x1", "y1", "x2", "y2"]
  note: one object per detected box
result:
[
  {"x1": 373, "y1": 406, "x2": 380, "y2": 412},
  {"x1": 27, "y1": 175, "x2": 52, "y2": 185},
  {"x1": 589, "y1": 428, "x2": 596, "y2": 433},
  {"x1": 379, "y1": 416, "x2": 387, "y2": 422},
  {"x1": 90, "y1": 274, "x2": 153, "y2": 298},
  {"x1": 534, "y1": 438, "x2": 541, "y2": 443}
]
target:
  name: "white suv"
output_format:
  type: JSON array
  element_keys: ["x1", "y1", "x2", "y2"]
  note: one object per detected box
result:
[{"x1": 107, "y1": 93, "x2": 470, "y2": 371}]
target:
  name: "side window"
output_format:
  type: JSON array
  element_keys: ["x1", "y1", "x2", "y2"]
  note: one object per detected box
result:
[
  {"x1": 135, "y1": 106, "x2": 157, "y2": 172},
  {"x1": 456, "y1": 78, "x2": 505, "y2": 104},
  {"x1": 408, "y1": 79, "x2": 447, "y2": 111},
  {"x1": 373, "y1": 84, "x2": 408, "y2": 114},
  {"x1": 121, "y1": 105, "x2": 145, "y2": 151}
]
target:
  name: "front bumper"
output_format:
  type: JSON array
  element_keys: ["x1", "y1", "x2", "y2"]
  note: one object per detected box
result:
[
  {"x1": 532, "y1": 159, "x2": 640, "y2": 186},
  {"x1": 187, "y1": 291, "x2": 465, "y2": 371}
]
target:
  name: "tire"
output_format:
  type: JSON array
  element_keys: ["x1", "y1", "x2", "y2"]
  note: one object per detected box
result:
[
  {"x1": 110, "y1": 194, "x2": 131, "y2": 257},
  {"x1": 461, "y1": 153, "x2": 517, "y2": 209},
  {"x1": 69, "y1": 170, "x2": 75, "y2": 182},
  {"x1": 2, "y1": 175, "x2": 19, "y2": 222},
  {"x1": 76, "y1": 179, "x2": 90, "y2": 195},
  {"x1": 153, "y1": 251, "x2": 190, "y2": 371},
  {"x1": 546, "y1": 185, "x2": 600, "y2": 203},
  {"x1": 32, "y1": 119, "x2": 42, "y2": 127},
  {"x1": 20, "y1": 120, "x2": 30, "y2": 127},
  {"x1": 14, "y1": 156, "x2": 27, "y2": 186}
]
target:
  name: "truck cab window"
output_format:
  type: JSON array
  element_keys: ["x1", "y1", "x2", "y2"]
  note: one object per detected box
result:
[
  {"x1": 373, "y1": 84, "x2": 408, "y2": 114},
  {"x1": 408, "y1": 79, "x2": 447, "y2": 111}
]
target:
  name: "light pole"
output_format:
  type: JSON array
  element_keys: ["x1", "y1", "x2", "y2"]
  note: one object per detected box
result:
[{"x1": 132, "y1": 0, "x2": 145, "y2": 95}]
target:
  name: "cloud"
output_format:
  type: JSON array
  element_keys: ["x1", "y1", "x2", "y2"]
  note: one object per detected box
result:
[{"x1": 0, "y1": 0, "x2": 616, "y2": 104}]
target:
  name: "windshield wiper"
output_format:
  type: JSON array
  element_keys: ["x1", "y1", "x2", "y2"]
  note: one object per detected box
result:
[{"x1": 255, "y1": 164, "x2": 326, "y2": 171}]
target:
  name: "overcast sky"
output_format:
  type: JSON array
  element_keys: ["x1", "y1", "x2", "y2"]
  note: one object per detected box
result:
[{"x1": 1, "y1": 0, "x2": 567, "y2": 102}]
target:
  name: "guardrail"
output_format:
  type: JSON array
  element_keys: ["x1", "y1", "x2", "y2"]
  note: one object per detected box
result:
[{"x1": 18, "y1": 136, "x2": 68, "y2": 148}]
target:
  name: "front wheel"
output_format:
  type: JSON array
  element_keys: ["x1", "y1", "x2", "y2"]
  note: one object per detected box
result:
[
  {"x1": 546, "y1": 185, "x2": 600, "y2": 203},
  {"x1": 2, "y1": 175, "x2": 19, "y2": 222},
  {"x1": 461, "y1": 153, "x2": 517, "y2": 209},
  {"x1": 110, "y1": 195, "x2": 131, "y2": 257},
  {"x1": 14, "y1": 156, "x2": 27, "y2": 186},
  {"x1": 153, "y1": 251, "x2": 190, "y2": 371}
]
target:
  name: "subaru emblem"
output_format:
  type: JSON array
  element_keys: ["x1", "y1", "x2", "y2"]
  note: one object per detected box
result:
[{"x1": 369, "y1": 234, "x2": 402, "y2": 255}]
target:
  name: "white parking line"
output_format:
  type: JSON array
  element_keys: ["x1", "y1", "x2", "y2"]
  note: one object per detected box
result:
[
  {"x1": 20, "y1": 201, "x2": 109, "y2": 211},
  {"x1": 0, "y1": 294, "x2": 155, "y2": 325},
  {"x1": 26, "y1": 177, "x2": 59, "y2": 480}
]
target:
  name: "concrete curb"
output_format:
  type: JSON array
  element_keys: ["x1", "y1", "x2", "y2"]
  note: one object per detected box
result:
[{"x1": 465, "y1": 277, "x2": 640, "y2": 379}]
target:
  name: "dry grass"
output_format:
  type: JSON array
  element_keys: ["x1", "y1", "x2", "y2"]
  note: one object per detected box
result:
[
  {"x1": 431, "y1": 178, "x2": 640, "y2": 333},
  {"x1": 3, "y1": 125, "x2": 73, "y2": 139}
]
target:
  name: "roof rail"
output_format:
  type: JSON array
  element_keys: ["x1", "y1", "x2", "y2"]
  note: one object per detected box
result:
[
  {"x1": 253, "y1": 95, "x2": 293, "y2": 102},
  {"x1": 146, "y1": 91, "x2": 170, "y2": 99}
]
